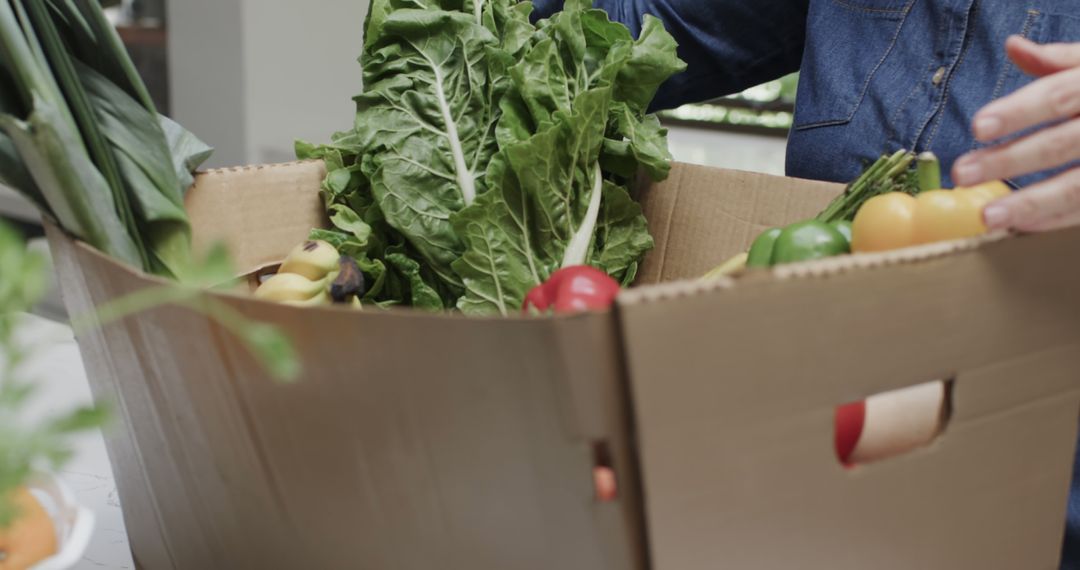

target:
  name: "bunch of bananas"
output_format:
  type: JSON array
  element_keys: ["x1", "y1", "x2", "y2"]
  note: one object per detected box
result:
[{"x1": 255, "y1": 241, "x2": 365, "y2": 307}]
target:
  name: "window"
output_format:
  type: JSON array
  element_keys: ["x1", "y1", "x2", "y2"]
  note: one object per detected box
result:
[{"x1": 659, "y1": 73, "x2": 798, "y2": 137}]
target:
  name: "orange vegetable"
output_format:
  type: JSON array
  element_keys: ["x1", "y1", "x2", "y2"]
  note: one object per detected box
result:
[
  {"x1": 851, "y1": 181, "x2": 1010, "y2": 253},
  {"x1": 0, "y1": 487, "x2": 58, "y2": 570}
]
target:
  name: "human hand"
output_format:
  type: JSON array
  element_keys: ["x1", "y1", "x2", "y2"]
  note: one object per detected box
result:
[{"x1": 953, "y1": 36, "x2": 1080, "y2": 232}]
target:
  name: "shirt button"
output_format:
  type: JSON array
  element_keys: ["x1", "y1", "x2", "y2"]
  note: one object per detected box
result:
[{"x1": 932, "y1": 67, "x2": 947, "y2": 86}]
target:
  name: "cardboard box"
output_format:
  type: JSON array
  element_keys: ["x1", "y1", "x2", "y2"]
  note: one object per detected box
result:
[{"x1": 47, "y1": 161, "x2": 1080, "y2": 569}]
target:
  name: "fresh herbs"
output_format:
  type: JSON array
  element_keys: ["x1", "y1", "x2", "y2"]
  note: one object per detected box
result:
[
  {"x1": 300, "y1": 0, "x2": 685, "y2": 315},
  {"x1": 816, "y1": 150, "x2": 920, "y2": 225}
]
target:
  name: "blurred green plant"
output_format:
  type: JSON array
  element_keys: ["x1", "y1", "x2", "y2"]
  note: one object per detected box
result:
[
  {"x1": 0, "y1": 219, "x2": 300, "y2": 528},
  {"x1": 0, "y1": 221, "x2": 107, "y2": 528},
  {"x1": 71, "y1": 241, "x2": 301, "y2": 383}
]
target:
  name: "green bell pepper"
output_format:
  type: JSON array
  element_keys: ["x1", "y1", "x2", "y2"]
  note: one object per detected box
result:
[
  {"x1": 746, "y1": 228, "x2": 783, "y2": 268},
  {"x1": 771, "y1": 221, "x2": 851, "y2": 265},
  {"x1": 746, "y1": 220, "x2": 852, "y2": 267},
  {"x1": 832, "y1": 220, "x2": 853, "y2": 244}
]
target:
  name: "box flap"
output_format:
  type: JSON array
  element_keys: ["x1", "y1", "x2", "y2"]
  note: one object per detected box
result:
[
  {"x1": 618, "y1": 218, "x2": 1080, "y2": 569},
  {"x1": 185, "y1": 161, "x2": 329, "y2": 274},
  {"x1": 636, "y1": 164, "x2": 842, "y2": 284},
  {"x1": 48, "y1": 216, "x2": 646, "y2": 569}
]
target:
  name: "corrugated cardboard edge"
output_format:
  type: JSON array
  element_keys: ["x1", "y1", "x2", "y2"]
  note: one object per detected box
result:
[
  {"x1": 193, "y1": 159, "x2": 324, "y2": 176},
  {"x1": 634, "y1": 164, "x2": 842, "y2": 284},
  {"x1": 46, "y1": 223, "x2": 648, "y2": 569},
  {"x1": 615, "y1": 215, "x2": 1080, "y2": 569},
  {"x1": 185, "y1": 160, "x2": 329, "y2": 276},
  {"x1": 619, "y1": 231, "x2": 1014, "y2": 306},
  {"x1": 56, "y1": 158, "x2": 1073, "y2": 570}
]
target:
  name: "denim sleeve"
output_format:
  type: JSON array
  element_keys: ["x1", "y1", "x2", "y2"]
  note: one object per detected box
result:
[{"x1": 531, "y1": 0, "x2": 809, "y2": 110}]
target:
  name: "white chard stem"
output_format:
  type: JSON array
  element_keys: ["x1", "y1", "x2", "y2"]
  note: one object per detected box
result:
[
  {"x1": 562, "y1": 167, "x2": 603, "y2": 269},
  {"x1": 432, "y1": 65, "x2": 477, "y2": 205}
]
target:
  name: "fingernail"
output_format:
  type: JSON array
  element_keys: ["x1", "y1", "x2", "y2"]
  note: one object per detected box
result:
[
  {"x1": 984, "y1": 204, "x2": 1010, "y2": 229},
  {"x1": 954, "y1": 159, "x2": 984, "y2": 184},
  {"x1": 975, "y1": 116, "x2": 1003, "y2": 139}
]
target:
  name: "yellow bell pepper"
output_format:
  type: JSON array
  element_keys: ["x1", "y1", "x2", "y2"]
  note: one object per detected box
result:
[{"x1": 851, "y1": 181, "x2": 1011, "y2": 253}]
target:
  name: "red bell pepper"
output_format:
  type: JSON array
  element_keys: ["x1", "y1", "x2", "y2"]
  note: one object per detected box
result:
[
  {"x1": 834, "y1": 401, "x2": 866, "y2": 468},
  {"x1": 523, "y1": 266, "x2": 621, "y2": 314},
  {"x1": 524, "y1": 267, "x2": 622, "y2": 501}
]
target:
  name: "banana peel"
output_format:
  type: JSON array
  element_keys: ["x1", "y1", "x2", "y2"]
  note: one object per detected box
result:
[
  {"x1": 256, "y1": 272, "x2": 335, "y2": 303},
  {"x1": 255, "y1": 240, "x2": 366, "y2": 308},
  {"x1": 702, "y1": 251, "x2": 749, "y2": 281},
  {"x1": 279, "y1": 240, "x2": 340, "y2": 280}
]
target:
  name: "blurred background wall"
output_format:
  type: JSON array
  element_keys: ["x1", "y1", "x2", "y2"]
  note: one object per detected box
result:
[
  {"x1": 169, "y1": 0, "x2": 368, "y2": 168},
  {"x1": 166, "y1": 0, "x2": 789, "y2": 173}
]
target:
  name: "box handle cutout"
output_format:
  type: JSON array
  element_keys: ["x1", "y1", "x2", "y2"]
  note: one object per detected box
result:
[
  {"x1": 835, "y1": 379, "x2": 954, "y2": 468},
  {"x1": 592, "y1": 442, "x2": 618, "y2": 502}
]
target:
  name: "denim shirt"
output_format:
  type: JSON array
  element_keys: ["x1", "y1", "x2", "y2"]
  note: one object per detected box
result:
[{"x1": 532, "y1": 1, "x2": 1080, "y2": 567}]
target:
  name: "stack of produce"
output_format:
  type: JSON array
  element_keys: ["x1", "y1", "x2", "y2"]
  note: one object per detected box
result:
[
  {"x1": 292, "y1": 0, "x2": 687, "y2": 316},
  {"x1": 705, "y1": 151, "x2": 1012, "y2": 279}
]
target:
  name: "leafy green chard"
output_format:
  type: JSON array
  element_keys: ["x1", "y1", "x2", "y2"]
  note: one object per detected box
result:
[
  {"x1": 304, "y1": 0, "x2": 683, "y2": 315},
  {"x1": 297, "y1": 139, "x2": 452, "y2": 310},
  {"x1": 301, "y1": 0, "x2": 531, "y2": 306},
  {"x1": 452, "y1": 3, "x2": 685, "y2": 315},
  {"x1": 0, "y1": 211, "x2": 300, "y2": 525},
  {"x1": 355, "y1": 7, "x2": 508, "y2": 291}
]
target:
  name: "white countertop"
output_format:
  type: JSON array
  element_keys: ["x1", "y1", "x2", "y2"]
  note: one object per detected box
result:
[{"x1": 15, "y1": 314, "x2": 134, "y2": 570}]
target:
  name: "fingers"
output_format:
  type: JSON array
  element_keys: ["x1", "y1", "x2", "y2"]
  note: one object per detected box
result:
[
  {"x1": 1006, "y1": 36, "x2": 1080, "y2": 77},
  {"x1": 983, "y1": 168, "x2": 1080, "y2": 231},
  {"x1": 953, "y1": 118, "x2": 1080, "y2": 186},
  {"x1": 971, "y1": 65, "x2": 1080, "y2": 142},
  {"x1": 961, "y1": 38, "x2": 1080, "y2": 234}
]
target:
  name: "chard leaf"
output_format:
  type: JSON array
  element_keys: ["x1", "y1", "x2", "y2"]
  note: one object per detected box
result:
[
  {"x1": 614, "y1": 15, "x2": 687, "y2": 114},
  {"x1": 451, "y1": 176, "x2": 541, "y2": 315},
  {"x1": 309, "y1": 0, "x2": 682, "y2": 313},
  {"x1": 308, "y1": 228, "x2": 357, "y2": 254},
  {"x1": 594, "y1": 180, "x2": 652, "y2": 283},
  {"x1": 452, "y1": 87, "x2": 611, "y2": 315},
  {"x1": 358, "y1": 255, "x2": 392, "y2": 304},
  {"x1": 619, "y1": 261, "x2": 639, "y2": 288},
  {"x1": 357, "y1": 9, "x2": 505, "y2": 291},
  {"x1": 611, "y1": 104, "x2": 673, "y2": 181},
  {"x1": 386, "y1": 252, "x2": 445, "y2": 311},
  {"x1": 483, "y1": 0, "x2": 535, "y2": 56},
  {"x1": 452, "y1": 2, "x2": 682, "y2": 314},
  {"x1": 328, "y1": 204, "x2": 373, "y2": 249}
]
